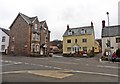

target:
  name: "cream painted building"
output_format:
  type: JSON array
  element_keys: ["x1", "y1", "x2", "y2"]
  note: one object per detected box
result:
[{"x1": 63, "y1": 22, "x2": 100, "y2": 55}]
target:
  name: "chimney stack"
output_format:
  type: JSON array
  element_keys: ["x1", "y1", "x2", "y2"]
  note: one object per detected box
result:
[
  {"x1": 102, "y1": 20, "x2": 105, "y2": 28},
  {"x1": 67, "y1": 24, "x2": 69, "y2": 30},
  {"x1": 91, "y1": 21, "x2": 93, "y2": 27}
]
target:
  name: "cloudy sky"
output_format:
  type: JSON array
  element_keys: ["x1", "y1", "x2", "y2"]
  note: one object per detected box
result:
[{"x1": 0, "y1": 0, "x2": 119, "y2": 41}]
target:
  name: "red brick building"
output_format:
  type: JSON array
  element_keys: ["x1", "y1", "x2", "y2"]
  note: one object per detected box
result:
[{"x1": 8, "y1": 13, "x2": 50, "y2": 56}]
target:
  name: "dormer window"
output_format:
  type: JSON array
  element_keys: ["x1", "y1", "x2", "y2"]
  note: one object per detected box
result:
[
  {"x1": 72, "y1": 31, "x2": 74, "y2": 35},
  {"x1": 68, "y1": 30, "x2": 72, "y2": 35},
  {"x1": 81, "y1": 29, "x2": 86, "y2": 34}
]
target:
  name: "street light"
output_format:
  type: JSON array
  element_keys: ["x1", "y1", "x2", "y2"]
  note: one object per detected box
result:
[{"x1": 106, "y1": 12, "x2": 110, "y2": 26}]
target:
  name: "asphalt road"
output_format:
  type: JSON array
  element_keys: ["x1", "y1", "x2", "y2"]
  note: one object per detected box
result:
[{"x1": 1, "y1": 54, "x2": 119, "y2": 82}]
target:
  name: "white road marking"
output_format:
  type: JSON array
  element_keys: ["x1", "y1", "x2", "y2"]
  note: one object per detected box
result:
[
  {"x1": 52, "y1": 61, "x2": 78, "y2": 65},
  {"x1": 24, "y1": 62, "x2": 29, "y2": 65},
  {"x1": 70, "y1": 70, "x2": 118, "y2": 77},
  {"x1": 97, "y1": 65, "x2": 119, "y2": 69},
  {"x1": 1, "y1": 60, "x2": 118, "y2": 77},
  {"x1": 1, "y1": 64, "x2": 15, "y2": 66}
]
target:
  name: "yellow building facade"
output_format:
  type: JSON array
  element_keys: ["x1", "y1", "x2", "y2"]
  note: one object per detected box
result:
[{"x1": 63, "y1": 22, "x2": 100, "y2": 55}]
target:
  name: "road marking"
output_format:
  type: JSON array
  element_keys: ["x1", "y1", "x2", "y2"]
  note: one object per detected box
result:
[
  {"x1": 52, "y1": 67, "x2": 62, "y2": 70},
  {"x1": 1, "y1": 70, "x2": 73, "y2": 79},
  {"x1": 34, "y1": 58, "x2": 48, "y2": 60},
  {"x1": 28, "y1": 70, "x2": 73, "y2": 79},
  {"x1": 97, "y1": 65, "x2": 119, "y2": 69},
  {"x1": 52, "y1": 61, "x2": 78, "y2": 65},
  {"x1": 70, "y1": 70, "x2": 118, "y2": 77},
  {"x1": 24, "y1": 62, "x2": 29, "y2": 65},
  {"x1": 1, "y1": 64, "x2": 15, "y2": 66}
]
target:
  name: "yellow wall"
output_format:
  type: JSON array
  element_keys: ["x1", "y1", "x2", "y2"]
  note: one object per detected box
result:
[
  {"x1": 94, "y1": 41, "x2": 101, "y2": 53},
  {"x1": 63, "y1": 33, "x2": 96, "y2": 54}
]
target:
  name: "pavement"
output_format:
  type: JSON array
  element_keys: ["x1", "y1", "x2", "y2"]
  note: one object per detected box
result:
[{"x1": 1, "y1": 53, "x2": 119, "y2": 82}]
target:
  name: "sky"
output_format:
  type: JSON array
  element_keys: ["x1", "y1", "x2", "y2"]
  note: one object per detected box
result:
[{"x1": 0, "y1": 0, "x2": 119, "y2": 41}]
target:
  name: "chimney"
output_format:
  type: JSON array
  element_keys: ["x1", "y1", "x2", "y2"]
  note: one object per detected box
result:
[
  {"x1": 102, "y1": 20, "x2": 105, "y2": 28},
  {"x1": 67, "y1": 24, "x2": 69, "y2": 30},
  {"x1": 91, "y1": 21, "x2": 93, "y2": 27}
]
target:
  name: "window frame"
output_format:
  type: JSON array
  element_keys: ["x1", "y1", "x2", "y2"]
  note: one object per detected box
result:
[
  {"x1": 116, "y1": 37, "x2": 120, "y2": 43},
  {"x1": 1, "y1": 45, "x2": 5, "y2": 50},
  {"x1": 2, "y1": 36, "x2": 5, "y2": 42},
  {"x1": 82, "y1": 38, "x2": 87, "y2": 43},
  {"x1": 67, "y1": 39, "x2": 71, "y2": 43}
]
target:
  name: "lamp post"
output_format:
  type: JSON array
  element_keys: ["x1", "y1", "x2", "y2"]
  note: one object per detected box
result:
[
  {"x1": 106, "y1": 12, "x2": 110, "y2": 26},
  {"x1": 106, "y1": 12, "x2": 111, "y2": 61}
]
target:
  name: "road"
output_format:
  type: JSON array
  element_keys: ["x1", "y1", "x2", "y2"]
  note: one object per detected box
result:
[{"x1": 1, "y1": 54, "x2": 119, "y2": 82}]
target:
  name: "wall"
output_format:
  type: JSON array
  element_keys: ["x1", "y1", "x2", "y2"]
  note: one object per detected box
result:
[
  {"x1": 102, "y1": 36, "x2": 120, "y2": 55},
  {"x1": 63, "y1": 34, "x2": 95, "y2": 54},
  {"x1": 8, "y1": 15, "x2": 30, "y2": 56},
  {"x1": 0, "y1": 30, "x2": 9, "y2": 53}
]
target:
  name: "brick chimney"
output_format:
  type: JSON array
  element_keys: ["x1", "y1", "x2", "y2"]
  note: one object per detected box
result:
[
  {"x1": 102, "y1": 20, "x2": 105, "y2": 28},
  {"x1": 67, "y1": 25, "x2": 69, "y2": 30}
]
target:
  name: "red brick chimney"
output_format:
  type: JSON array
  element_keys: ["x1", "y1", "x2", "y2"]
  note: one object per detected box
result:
[
  {"x1": 67, "y1": 25, "x2": 69, "y2": 30},
  {"x1": 102, "y1": 20, "x2": 105, "y2": 28}
]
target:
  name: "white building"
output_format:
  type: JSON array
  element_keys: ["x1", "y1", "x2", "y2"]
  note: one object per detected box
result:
[
  {"x1": 101, "y1": 20, "x2": 120, "y2": 56},
  {"x1": 0, "y1": 28, "x2": 9, "y2": 54}
]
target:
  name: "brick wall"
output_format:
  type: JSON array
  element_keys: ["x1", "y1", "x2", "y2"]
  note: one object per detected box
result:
[{"x1": 8, "y1": 15, "x2": 30, "y2": 56}]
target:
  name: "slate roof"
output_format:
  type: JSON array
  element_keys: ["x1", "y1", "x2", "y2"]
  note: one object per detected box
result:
[
  {"x1": 102, "y1": 25, "x2": 120, "y2": 37},
  {"x1": 40, "y1": 20, "x2": 48, "y2": 28},
  {"x1": 20, "y1": 13, "x2": 37, "y2": 24},
  {"x1": 0, "y1": 27, "x2": 9, "y2": 36},
  {"x1": 63, "y1": 26, "x2": 94, "y2": 36}
]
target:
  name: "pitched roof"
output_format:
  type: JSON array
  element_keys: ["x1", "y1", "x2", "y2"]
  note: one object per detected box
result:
[
  {"x1": 40, "y1": 20, "x2": 48, "y2": 28},
  {"x1": 19, "y1": 13, "x2": 37, "y2": 24},
  {"x1": 0, "y1": 27, "x2": 9, "y2": 36},
  {"x1": 63, "y1": 26, "x2": 94, "y2": 36},
  {"x1": 102, "y1": 25, "x2": 120, "y2": 37},
  {"x1": 10, "y1": 13, "x2": 37, "y2": 28}
]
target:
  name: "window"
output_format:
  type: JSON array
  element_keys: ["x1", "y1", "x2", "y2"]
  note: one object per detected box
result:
[
  {"x1": 36, "y1": 45, "x2": 39, "y2": 52},
  {"x1": 11, "y1": 46, "x2": 14, "y2": 51},
  {"x1": 32, "y1": 34, "x2": 35, "y2": 40},
  {"x1": 35, "y1": 24, "x2": 38, "y2": 30},
  {"x1": 67, "y1": 47, "x2": 71, "y2": 52},
  {"x1": 82, "y1": 38, "x2": 87, "y2": 42},
  {"x1": 75, "y1": 39, "x2": 77, "y2": 43},
  {"x1": 67, "y1": 39, "x2": 71, "y2": 43},
  {"x1": 2, "y1": 36, "x2": 5, "y2": 42},
  {"x1": 1, "y1": 45, "x2": 5, "y2": 50},
  {"x1": 83, "y1": 47, "x2": 87, "y2": 51},
  {"x1": 81, "y1": 29, "x2": 86, "y2": 34},
  {"x1": 116, "y1": 38, "x2": 120, "y2": 43},
  {"x1": 72, "y1": 31, "x2": 74, "y2": 35},
  {"x1": 12, "y1": 36, "x2": 15, "y2": 42}
]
